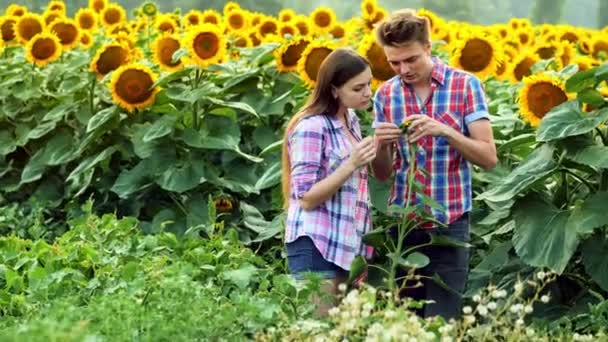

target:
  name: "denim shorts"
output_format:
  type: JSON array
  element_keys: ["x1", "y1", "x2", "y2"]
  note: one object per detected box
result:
[{"x1": 286, "y1": 236, "x2": 348, "y2": 280}]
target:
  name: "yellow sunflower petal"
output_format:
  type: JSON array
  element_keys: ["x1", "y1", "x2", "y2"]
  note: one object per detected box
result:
[
  {"x1": 309, "y1": 7, "x2": 336, "y2": 35},
  {"x1": 274, "y1": 36, "x2": 310, "y2": 72},
  {"x1": 25, "y1": 32, "x2": 62, "y2": 67},
  {"x1": 184, "y1": 23, "x2": 226, "y2": 67},
  {"x1": 100, "y1": 3, "x2": 126, "y2": 27},
  {"x1": 518, "y1": 73, "x2": 569, "y2": 127},
  {"x1": 449, "y1": 33, "x2": 502, "y2": 79},
  {"x1": 358, "y1": 33, "x2": 395, "y2": 81},
  {"x1": 110, "y1": 63, "x2": 160, "y2": 112},
  {"x1": 153, "y1": 33, "x2": 184, "y2": 72},
  {"x1": 90, "y1": 42, "x2": 130, "y2": 78},
  {"x1": 89, "y1": 0, "x2": 107, "y2": 14},
  {"x1": 75, "y1": 8, "x2": 98, "y2": 31},
  {"x1": 15, "y1": 13, "x2": 45, "y2": 45},
  {"x1": 297, "y1": 40, "x2": 336, "y2": 88},
  {"x1": 49, "y1": 18, "x2": 80, "y2": 50}
]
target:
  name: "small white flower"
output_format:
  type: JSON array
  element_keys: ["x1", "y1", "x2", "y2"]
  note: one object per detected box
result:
[
  {"x1": 328, "y1": 307, "x2": 340, "y2": 317},
  {"x1": 540, "y1": 295, "x2": 550, "y2": 303},
  {"x1": 536, "y1": 271, "x2": 546, "y2": 280},
  {"x1": 509, "y1": 304, "x2": 522, "y2": 313},
  {"x1": 464, "y1": 315, "x2": 476, "y2": 324},
  {"x1": 487, "y1": 302, "x2": 497, "y2": 311},
  {"x1": 473, "y1": 294, "x2": 482, "y2": 302},
  {"x1": 514, "y1": 282, "x2": 524, "y2": 293},
  {"x1": 338, "y1": 283, "x2": 347, "y2": 292},
  {"x1": 384, "y1": 310, "x2": 396, "y2": 319},
  {"x1": 363, "y1": 302, "x2": 374, "y2": 312},
  {"x1": 524, "y1": 305, "x2": 534, "y2": 314},
  {"x1": 477, "y1": 305, "x2": 488, "y2": 317},
  {"x1": 345, "y1": 319, "x2": 356, "y2": 330},
  {"x1": 516, "y1": 318, "x2": 524, "y2": 326},
  {"x1": 526, "y1": 328, "x2": 535, "y2": 337},
  {"x1": 462, "y1": 306, "x2": 473, "y2": 314}
]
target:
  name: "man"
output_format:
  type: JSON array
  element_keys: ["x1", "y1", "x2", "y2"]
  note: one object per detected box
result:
[{"x1": 371, "y1": 9, "x2": 497, "y2": 319}]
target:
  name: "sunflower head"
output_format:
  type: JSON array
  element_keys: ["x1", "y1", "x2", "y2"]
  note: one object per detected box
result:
[
  {"x1": 329, "y1": 23, "x2": 345, "y2": 39},
  {"x1": 297, "y1": 41, "x2": 336, "y2": 88},
  {"x1": 223, "y1": 1, "x2": 241, "y2": 16},
  {"x1": 229, "y1": 31, "x2": 252, "y2": 48},
  {"x1": 518, "y1": 73, "x2": 569, "y2": 127},
  {"x1": 256, "y1": 17, "x2": 278, "y2": 41},
  {"x1": 278, "y1": 8, "x2": 296, "y2": 22},
  {"x1": 310, "y1": 7, "x2": 336, "y2": 34},
  {"x1": 201, "y1": 9, "x2": 221, "y2": 25},
  {"x1": 533, "y1": 40, "x2": 564, "y2": 69},
  {"x1": 101, "y1": 3, "x2": 126, "y2": 27},
  {"x1": 43, "y1": 11, "x2": 63, "y2": 26},
  {"x1": 15, "y1": 13, "x2": 44, "y2": 45},
  {"x1": 153, "y1": 33, "x2": 184, "y2": 71},
  {"x1": 449, "y1": 33, "x2": 501, "y2": 79},
  {"x1": 214, "y1": 198, "x2": 233, "y2": 212},
  {"x1": 225, "y1": 8, "x2": 249, "y2": 33},
  {"x1": 417, "y1": 8, "x2": 442, "y2": 31},
  {"x1": 182, "y1": 10, "x2": 201, "y2": 28},
  {"x1": 46, "y1": 1, "x2": 66, "y2": 16},
  {"x1": 558, "y1": 27, "x2": 579, "y2": 44},
  {"x1": 140, "y1": 1, "x2": 158, "y2": 17},
  {"x1": 184, "y1": 24, "x2": 226, "y2": 67},
  {"x1": 509, "y1": 52, "x2": 540, "y2": 83},
  {"x1": 89, "y1": 0, "x2": 107, "y2": 13},
  {"x1": 574, "y1": 55, "x2": 600, "y2": 72},
  {"x1": 49, "y1": 18, "x2": 80, "y2": 50},
  {"x1": 274, "y1": 36, "x2": 310, "y2": 72},
  {"x1": 590, "y1": 36, "x2": 608, "y2": 59},
  {"x1": 5, "y1": 4, "x2": 27, "y2": 17},
  {"x1": 361, "y1": 0, "x2": 378, "y2": 20},
  {"x1": 278, "y1": 22, "x2": 298, "y2": 38},
  {"x1": 293, "y1": 15, "x2": 311, "y2": 36},
  {"x1": 90, "y1": 42, "x2": 130, "y2": 78},
  {"x1": 358, "y1": 33, "x2": 395, "y2": 81},
  {"x1": 154, "y1": 14, "x2": 178, "y2": 34},
  {"x1": 75, "y1": 8, "x2": 98, "y2": 31},
  {"x1": 79, "y1": 30, "x2": 93, "y2": 49},
  {"x1": 25, "y1": 32, "x2": 62, "y2": 67},
  {"x1": 0, "y1": 16, "x2": 17, "y2": 43},
  {"x1": 364, "y1": 8, "x2": 387, "y2": 31},
  {"x1": 110, "y1": 63, "x2": 159, "y2": 112}
]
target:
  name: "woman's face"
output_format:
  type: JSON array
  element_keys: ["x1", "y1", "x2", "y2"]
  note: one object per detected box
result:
[{"x1": 334, "y1": 67, "x2": 373, "y2": 110}]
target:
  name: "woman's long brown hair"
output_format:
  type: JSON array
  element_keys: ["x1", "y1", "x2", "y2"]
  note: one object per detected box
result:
[{"x1": 281, "y1": 48, "x2": 370, "y2": 209}]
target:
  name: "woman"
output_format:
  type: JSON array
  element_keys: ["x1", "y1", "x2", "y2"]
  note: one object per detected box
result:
[{"x1": 281, "y1": 48, "x2": 376, "y2": 316}]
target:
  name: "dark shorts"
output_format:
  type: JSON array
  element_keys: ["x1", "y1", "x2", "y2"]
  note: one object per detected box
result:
[{"x1": 285, "y1": 236, "x2": 348, "y2": 280}]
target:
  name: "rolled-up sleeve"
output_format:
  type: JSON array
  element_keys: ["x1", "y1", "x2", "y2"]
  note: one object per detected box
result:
[
  {"x1": 464, "y1": 76, "x2": 490, "y2": 126},
  {"x1": 289, "y1": 118, "x2": 325, "y2": 199},
  {"x1": 371, "y1": 89, "x2": 387, "y2": 129}
]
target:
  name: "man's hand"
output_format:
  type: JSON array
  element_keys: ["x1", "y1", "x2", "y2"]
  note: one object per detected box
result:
[
  {"x1": 373, "y1": 122, "x2": 402, "y2": 148},
  {"x1": 404, "y1": 114, "x2": 453, "y2": 143}
]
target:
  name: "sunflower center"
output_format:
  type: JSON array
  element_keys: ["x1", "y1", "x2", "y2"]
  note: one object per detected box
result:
[
  {"x1": 536, "y1": 46, "x2": 556, "y2": 59},
  {"x1": 204, "y1": 15, "x2": 219, "y2": 25},
  {"x1": 330, "y1": 26, "x2": 344, "y2": 38},
  {"x1": 259, "y1": 21, "x2": 277, "y2": 38},
  {"x1": 93, "y1": 0, "x2": 105, "y2": 13},
  {"x1": 45, "y1": 13, "x2": 61, "y2": 26},
  {"x1": 97, "y1": 46, "x2": 128, "y2": 75},
  {"x1": 81, "y1": 34, "x2": 91, "y2": 45},
  {"x1": 158, "y1": 21, "x2": 174, "y2": 32},
  {"x1": 104, "y1": 9, "x2": 121, "y2": 25},
  {"x1": 296, "y1": 22, "x2": 309, "y2": 36},
  {"x1": 593, "y1": 41, "x2": 608, "y2": 58},
  {"x1": 19, "y1": 18, "x2": 43, "y2": 41},
  {"x1": 314, "y1": 13, "x2": 331, "y2": 28},
  {"x1": 367, "y1": 42, "x2": 395, "y2": 80},
  {"x1": 32, "y1": 38, "x2": 57, "y2": 59},
  {"x1": 229, "y1": 14, "x2": 244, "y2": 29},
  {"x1": 514, "y1": 57, "x2": 536, "y2": 81},
  {"x1": 304, "y1": 47, "x2": 332, "y2": 82},
  {"x1": 116, "y1": 69, "x2": 154, "y2": 104},
  {"x1": 1, "y1": 20, "x2": 16, "y2": 41},
  {"x1": 193, "y1": 32, "x2": 220, "y2": 59},
  {"x1": 280, "y1": 26, "x2": 296, "y2": 37},
  {"x1": 526, "y1": 82, "x2": 568, "y2": 119},
  {"x1": 460, "y1": 38, "x2": 493, "y2": 72},
  {"x1": 365, "y1": 3, "x2": 375, "y2": 15},
  {"x1": 79, "y1": 14, "x2": 95, "y2": 29},
  {"x1": 52, "y1": 22, "x2": 78, "y2": 46},
  {"x1": 159, "y1": 38, "x2": 180, "y2": 66},
  {"x1": 560, "y1": 32, "x2": 577, "y2": 43},
  {"x1": 188, "y1": 15, "x2": 200, "y2": 25},
  {"x1": 519, "y1": 32, "x2": 529, "y2": 45},
  {"x1": 282, "y1": 40, "x2": 309, "y2": 67}
]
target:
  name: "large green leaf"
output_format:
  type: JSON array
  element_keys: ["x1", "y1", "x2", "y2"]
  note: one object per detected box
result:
[
  {"x1": 0, "y1": 129, "x2": 16, "y2": 156},
  {"x1": 512, "y1": 195, "x2": 579, "y2": 273},
  {"x1": 180, "y1": 128, "x2": 263, "y2": 163},
  {"x1": 111, "y1": 161, "x2": 153, "y2": 198},
  {"x1": 155, "y1": 158, "x2": 205, "y2": 193},
  {"x1": 347, "y1": 256, "x2": 367, "y2": 284},
  {"x1": 369, "y1": 176, "x2": 393, "y2": 213},
  {"x1": 567, "y1": 192, "x2": 608, "y2": 235},
  {"x1": 254, "y1": 161, "x2": 281, "y2": 191},
  {"x1": 143, "y1": 115, "x2": 178, "y2": 142},
  {"x1": 582, "y1": 235, "x2": 608, "y2": 292},
  {"x1": 86, "y1": 106, "x2": 118, "y2": 133},
  {"x1": 67, "y1": 146, "x2": 118, "y2": 183},
  {"x1": 203, "y1": 96, "x2": 259, "y2": 119},
  {"x1": 565, "y1": 68, "x2": 597, "y2": 93},
  {"x1": 477, "y1": 145, "x2": 557, "y2": 202},
  {"x1": 222, "y1": 263, "x2": 257, "y2": 289},
  {"x1": 568, "y1": 146, "x2": 608, "y2": 169},
  {"x1": 240, "y1": 202, "x2": 270, "y2": 234},
  {"x1": 20, "y1": 129, "x2": 77, "y2": 184},
  {"x1": 537, "y1": 102, "x2": 608, "y2": 142},
  {"x1": 577, "y1": 88, "x2": 606, "y2": 107},
  {"x1": 466, "y1": 241, "x2": 512, "y2": 295}
]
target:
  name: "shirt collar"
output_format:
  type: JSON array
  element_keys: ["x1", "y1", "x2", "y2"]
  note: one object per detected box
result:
[{"x1": 328, "y1": 109, "x2": 358, "y2": 129}]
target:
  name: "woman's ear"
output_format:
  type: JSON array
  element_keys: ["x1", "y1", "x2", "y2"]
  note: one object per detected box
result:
[{"x1": 331, "y1": 86, "x2": 338, "y2": 99}]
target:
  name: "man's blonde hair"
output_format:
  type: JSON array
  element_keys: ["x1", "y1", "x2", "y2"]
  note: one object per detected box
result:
[{"x1": 375, "y1": 9, "x2": 431, "y2": 47}]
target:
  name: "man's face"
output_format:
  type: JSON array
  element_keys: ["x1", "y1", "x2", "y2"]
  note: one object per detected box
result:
[{"x1": 383, "y1": 41, "x2": 433, "y2": 86}]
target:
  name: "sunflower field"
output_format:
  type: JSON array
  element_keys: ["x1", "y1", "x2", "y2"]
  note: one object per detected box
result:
[{"x1": 0, "y1": 0, "x2": 607, "y2": 340}]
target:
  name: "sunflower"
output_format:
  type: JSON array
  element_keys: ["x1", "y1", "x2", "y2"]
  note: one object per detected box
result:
[
  {"x1": 225, "y1": 8, "x2": 249, "y2": 33},
  {"x1": 590, "y1": 36, "x2": 608, "y2": 59},
  {"x1": 359, "y1": 33, "x2": 395, "y2": 81},
  {"x1": 274, "y1": 36, "x2": 310, "y2": 72},
  {"x1": 184, "y1": 24, "x2": 226, "y2": 67},
  {"x1": 490, "y1": 24, "x2": 510, "y2": 40},
  {"x1": 229, "y1": 31, "x2": 252, "y2": 48},
  {"x1": 278, "y1": 8, "x2": 296, "y2": 22},
  {"x1": 256, "y1": 16, "x2": 278, "y2": 41},
  {"x1": 214, "y1": 198, "x2": 233, "y2": 212},
  {"x1": 43, "y1": 11, "x2": 62, "y2": 26},
  {"x1": 100, "y1": 3, "x2": 126, "y2": 27},
  {"x1": 278, "y1": 22, "x2": 298, "y2": 38},
  {"x1": 449, "y1": 33, "x2": 501, "y2": 79},
  {"x1": 154, "y1": 13, "x2": 178, "y2": 33},
  {"x1": 223, "y1": 1, "x2": 241, "y2": 16},
  {"x1": 15, "y1": 13, "x2": 44, "y2": 45},
  {"x1": 46, "y1": 1, "x2": 66, "y2": 16},
  {"x1": 79, "y1": 30, "x2": 93, "y2": 49},
  {"x1": 152, "y1": 33, "x2": 183, "y2": 71},
  {"x1": 533, "y1": 40, "x2": 564, "y2": 69},
  {"x1": 310, "y1": 7, "x2": 336, "y2": 35},
  {"x1": 89, "y1": 0, "x2": 107, "y2": 14},
  {"x1": 508, "y1": 52, "x2": 540, "y2": 83},
  {"x1": 361, "y1": 0, "x2": 378, "y2": 21},
  {"x1": 511, "y1": 29, "x2": 534, "y2": 47},
  {"x1": 75, "y1": 8, "x2": 98, "y2": 31},
  {"x1": 140, "y1": 1, "x2": 157, "y2": 17},
  {"x1": 90, "y1": 42, "x2": 130, "y2": 78},
  {"x1": 249, "y1": 30, "x2": 261, "y2": 46},
  {"x1": 559, "y1": 43, "x2": 575, "y2": 67},
  {"x1": 297, "y1": 41, "x2": 335, "y2": 88},
  {"x1": 182, "y1": 9, "x2": 201, "y2": 28},
  {"x1": 106, "y1": 22, "x2": 132, "y2": 37},
  {"x1": 109, "y1": 63, "x2": 159, "y2": 112},
  {"x1": 518, "y1": 73, "x2": 569, "y2": 127},
  {"x1": 0, "y1": 16, "x2": 16, "y2": 43},
  {"x1": 417, "y1": 8, "x2": 442, "y2": 31},
  {"x1": 364, "y1": 8, "x2": 387, "y2": 31},
  {"x1": 293, "y1": 15, "x2": 311, "y2": 36},
  {"x1": 578, "y1": 38, "x2": 592, "y2": 55},
  {"x1": 25, "y1": 32, "x2": 62, "y2": 67},
  {"x1": 201, "y1": 9, "x2": 221, "y2": 26},
  {"x1": 48, "y1": 18, "x2": 80, "y2": 50},
  {"x1": 5, "y1": 4, "x2": 27, "y2": 17},
  {"x1": 112, "y1": 32, "x2": 141, "y2": 59},
  {"x1": 573, "y1": 55, "x2": 600, "y2": 72}
]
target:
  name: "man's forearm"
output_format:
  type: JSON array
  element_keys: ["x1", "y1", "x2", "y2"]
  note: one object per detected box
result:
[
  {"x1": 445, "y1": 129, "x2": 497, "y2": 171},
  {"x1": 371, "y1": 144, "x2": 393, "y2": 181}
]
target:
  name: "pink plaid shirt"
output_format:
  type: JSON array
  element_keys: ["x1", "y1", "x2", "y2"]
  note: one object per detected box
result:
[{"x1": 285, "y1": 110, "x2": 374, "y2": 270}]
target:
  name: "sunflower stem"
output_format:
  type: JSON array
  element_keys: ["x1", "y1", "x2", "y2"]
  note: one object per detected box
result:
[
  {"x1": 595, "y1": 127, "x2": 608, "y2": 147},
  {"x1": 89, "y1": 74, "x2": 97, "y2": 116},
  {"x1": 560, "y1": 168, "x2": 596, "y2": 192},
  {"x1": 192, "y1": 68, "x2": 202, "y2": 130}
]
